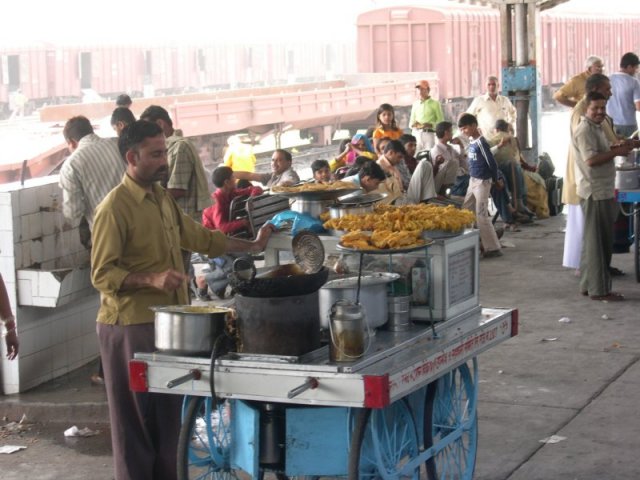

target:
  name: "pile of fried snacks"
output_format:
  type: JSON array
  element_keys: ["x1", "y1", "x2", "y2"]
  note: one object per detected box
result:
[
  {"x1": 340, "y1": 230, "x2": 425, "y2": 251},
  {"x1": 272, "y1": 180, "x2": 357, "y2": 193},
  {"x1": 325, "y1": 203, "x2": 475, "y2": 233}
]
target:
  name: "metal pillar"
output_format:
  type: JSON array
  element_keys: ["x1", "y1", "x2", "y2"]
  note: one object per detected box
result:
[
  {"x1": 455, "y1": 0, "x2": 570, "y2": 162},
  {"x1": 495, "y1": 1, "x2": 543, "y2": 163}
]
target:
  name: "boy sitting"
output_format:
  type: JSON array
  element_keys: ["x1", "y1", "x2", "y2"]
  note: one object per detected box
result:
[{"x1": 196, "y1": 166, "x2": 263, "y2": 299}]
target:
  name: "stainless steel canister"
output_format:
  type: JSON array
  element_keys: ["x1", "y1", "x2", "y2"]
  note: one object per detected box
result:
[
  {"x1": 386, "y1": 295, "x2": 412, "y2": 331},
  {"x1": 329, "y1": 299, "x2": 365, "y2": 362}
]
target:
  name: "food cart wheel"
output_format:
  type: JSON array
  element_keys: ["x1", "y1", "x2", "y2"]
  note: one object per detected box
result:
[
  {"x1": 424, "y1": 359, "x2": 478, "y2": 480},
  {"x1": 348, "y1": 399, "x2": 420, "y2": 480},
  {"x1": 177, "y1": 395, "x2": 238, "y2": 480}
]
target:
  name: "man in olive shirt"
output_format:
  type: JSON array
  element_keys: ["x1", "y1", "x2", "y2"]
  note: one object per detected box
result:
[
  {"x1": 91, "y1": 120, "x2": 274, "y2": 480},
  {"x1": 554, "y1": 55, "x2": 604, "y2": 108},
  {"x1": 572, "y1": 92, "x2": 633, "y2": 301}
]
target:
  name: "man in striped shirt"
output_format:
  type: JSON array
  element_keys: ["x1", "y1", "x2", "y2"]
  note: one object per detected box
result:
[
  {"x1": 59, "y1": 116, "x2": 125, "y2": 230},
  {"x1": 59, "y1": 115, "x2": 126, "y2": 386}
]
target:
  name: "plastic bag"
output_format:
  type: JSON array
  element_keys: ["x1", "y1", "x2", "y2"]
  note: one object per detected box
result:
[{"x1": 267, "y1": 210, "x2": 326, "y2": 236}]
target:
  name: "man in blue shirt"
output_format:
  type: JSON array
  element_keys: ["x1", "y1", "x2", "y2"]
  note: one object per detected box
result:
[
  {"x1": 458, "y1": 113, "x2": 503, "y2": 257},
  {"x1": 606, "y1": 52, "x2": 640, "y2": 138}
]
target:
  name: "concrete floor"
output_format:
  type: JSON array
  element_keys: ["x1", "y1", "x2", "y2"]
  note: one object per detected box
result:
[{"x1": 1, "y1": 213, "x2": 639, "y2": 479}]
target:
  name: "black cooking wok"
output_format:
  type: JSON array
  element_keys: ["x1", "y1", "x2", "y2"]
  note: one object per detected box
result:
[{"x1": 229, "y1": 264, "x2": 329, "y2": 298}]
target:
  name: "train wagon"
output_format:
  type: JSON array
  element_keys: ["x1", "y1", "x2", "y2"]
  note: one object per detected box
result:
[{"x1": 356, "y1": 4, "x2": 640, "y2": 100}]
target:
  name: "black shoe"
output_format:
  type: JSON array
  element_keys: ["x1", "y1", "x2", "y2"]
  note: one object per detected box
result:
[
  {"x1": 609, "y1": 266, "x2": 625, "y2": 277},
  {"x1": 483, "y1": 249, "x2": 503, "y2": 258},
  {"x1": 197, "y1": 288, "x2": 212, "y2": 301},
  {"x1": 518, "y1": 206, "x2": 536, "y2": 218}
]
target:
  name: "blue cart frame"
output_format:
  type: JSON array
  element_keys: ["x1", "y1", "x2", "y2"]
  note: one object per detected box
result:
[
  {"x1": 131, "y1": 308, "x2": 517, "y2": 480},
  {"x1": 616, "y1": 188, "x2": 640, "y2": 282}
]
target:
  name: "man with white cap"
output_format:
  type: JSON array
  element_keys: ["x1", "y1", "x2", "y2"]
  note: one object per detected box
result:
[{"x1": 410, "y1": 80, "x2": 444, "y2": 152}]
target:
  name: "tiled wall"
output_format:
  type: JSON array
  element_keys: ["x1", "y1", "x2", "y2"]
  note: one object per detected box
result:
[{"x1": 0, "y1": 176, "x2": 99, "y2": 394}]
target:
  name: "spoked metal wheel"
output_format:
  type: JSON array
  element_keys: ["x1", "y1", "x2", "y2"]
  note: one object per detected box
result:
[
  {"x1": 177, "y1": 396, "x2": 239, "y2": 480},
  {"x1": 348, "y1": 399, "x2": 420, "y2": 480},
  {"x1": 424, "y1": 359, "x2": 478, "y2": 480},
  {"x1": 634, "y1": 209, "x2": 640, "y2": 282}
]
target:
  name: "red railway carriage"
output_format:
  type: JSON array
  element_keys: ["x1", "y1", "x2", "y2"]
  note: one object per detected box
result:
[
  {"x1": 0, "y1": 41, "x2": 354, "y2": 115},
  {"x1": 356, "y1": 4, "x2": 640, "y2": 100}
]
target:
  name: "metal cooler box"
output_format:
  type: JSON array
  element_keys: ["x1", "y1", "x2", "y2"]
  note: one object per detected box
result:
[{"x1": 411, "y1": 230, "x2": 480, "y2": 322}]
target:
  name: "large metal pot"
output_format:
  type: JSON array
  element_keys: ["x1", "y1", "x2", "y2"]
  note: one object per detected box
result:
[
  {"x1": 235, "y1": 292, "x2": 321, "y2": 356},
  {"x1": 290, "y1": 197, "x2": 332, "y2": 218},
  {"x1": 318, "y1": 272, "x2": 400, "y2": 329},
  {"x1": 329, "y1": 192, "x2": 387, "y2": 218},
  {"x1": 152, "y1": 305, "x2": 230, "y2": 355},
  {"x1": 328, "y1": 203, "x2": 373, "y2": 219}
]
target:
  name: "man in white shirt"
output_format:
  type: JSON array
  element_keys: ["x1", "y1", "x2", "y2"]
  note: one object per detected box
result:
[
  {"x1": 467, "y1": 76, "x2": 517, "y2": 138},
  {"x1": 430, "y1": 121, "x2": 466, "y2": 195},
  {"x1": 606, "y1": 52, "x2": 640, "y2": 138}
]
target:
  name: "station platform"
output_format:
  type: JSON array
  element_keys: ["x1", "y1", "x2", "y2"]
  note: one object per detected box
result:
[{"x1": 2, "y1": 213, "x2": 640, "y2": 480}]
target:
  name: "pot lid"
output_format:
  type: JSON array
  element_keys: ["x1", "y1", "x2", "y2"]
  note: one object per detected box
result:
[
  {"x1": 292, "y1": 230, "x2": 325, "y2": 274},
  {"x1": 150, "y1": 305, "x2": 231, "y2": 314},
  {"x1": 322, "y1": 272, "x2": 400, "y2": 288},
  {"x1": 336, "y1": 191, "x2": 387, "y2": 206}
]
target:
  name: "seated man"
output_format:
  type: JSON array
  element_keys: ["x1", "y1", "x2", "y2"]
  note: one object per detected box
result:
[
  {"x1": 377, "y1": 140, "x2": 409, "y2": 203},
  {"x1": 342, "y1": 161, "x2": 387, "y2": 193},
  {"x1": 311, "y1": 159, "x2": 333, "y2": 183},
  {"x1": 406, "y1": 155, "x2": 437, "y2": 204},
  {"x1": 430, "y1": 121, "x2": 466, "y2": 196},
  {"x1": 489, "y1": 119, "x2": 534, "y2": 221},
  {"x1": 235, "y1": 149, "x2": 300, "y2": 188},
  {"x1": 197, "y1": 166, "x2": 263, "y2": 299}
]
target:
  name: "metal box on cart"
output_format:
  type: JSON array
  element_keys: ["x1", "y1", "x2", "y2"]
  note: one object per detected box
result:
[
  {"x1": 410, "y1": 229, "x2": 480, "y2": 323},
  {"x1": 263, "y1": 230, "x2": 481, "y2": 325}
]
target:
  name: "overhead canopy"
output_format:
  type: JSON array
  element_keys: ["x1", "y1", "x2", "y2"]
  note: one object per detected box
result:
[{"x1": 451, "y1": 0, "x2": 570, "y2": 11}]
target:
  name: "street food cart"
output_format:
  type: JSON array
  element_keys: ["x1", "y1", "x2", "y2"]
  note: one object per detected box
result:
[
  {"x1": 616, "y1": 188, "x2": 640, "y2": 282},
  {"x1": 130, "y1": 194, "x2": 518, "y2": 480}
]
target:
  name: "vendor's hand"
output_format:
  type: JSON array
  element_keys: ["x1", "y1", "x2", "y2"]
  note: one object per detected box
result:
[
  {"x1": 612, "y1": 143, "x2": 634, "y2": 156},
  {"x1": 253, "y1": 223, "x2": 276, "y2": 252},
  {"x1": 150, "y1": 269, "x2": 189, "y2": 292},
  {"x1": 5, "y1": 329, "x2": 18, "y2": 360},
  {"x1": 4, "y1": 318, "x2": 18, "y2": 360}
]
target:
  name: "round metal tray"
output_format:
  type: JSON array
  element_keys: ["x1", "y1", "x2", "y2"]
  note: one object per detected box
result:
[
  {"x1": 423, "y1": 229, "x2": 465, "y2": 239},
  {"x1": 271, "y1": 187, "x2": 361, "y2": 201}
]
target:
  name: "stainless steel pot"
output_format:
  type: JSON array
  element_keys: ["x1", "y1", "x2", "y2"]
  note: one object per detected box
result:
[
  {"x1": 328, "y1": 204, "x2": 373, "y2": 219},
  {"x1": 290, "y1": 197, "x2": 332, "y2": 218},
  {"x1": 318, "y1": 272, "x2": 400, "y2": 329},
  {"x1": 152, "y1": 305, "x2": 230, "y2": 355},
  {"x1": 615, "y1": 167, "x2": 640, "y2": 190}
]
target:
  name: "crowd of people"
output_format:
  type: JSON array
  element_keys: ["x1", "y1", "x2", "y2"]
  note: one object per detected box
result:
[
  {"x1": 2, "y1": 52, "x2": 635, "y2": 480},
  {"x1": 560, "y1": 52, "x2": 640, "y2": 301}
]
